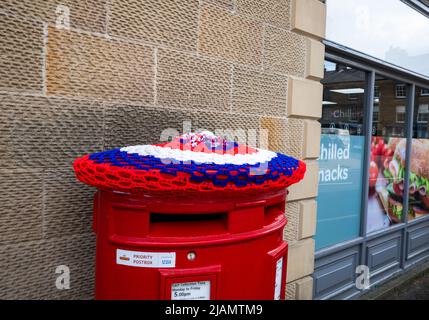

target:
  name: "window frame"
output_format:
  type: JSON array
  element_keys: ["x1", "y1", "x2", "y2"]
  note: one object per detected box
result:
[
  {"x1": 417, "y1": 104, "x2": 429, "y2": 123},
  {"x1": 401, "y1": 0, "x2": 429, "y2": 18},
  {"x1": 374, "y1": 85, "x2": 381, "y2": 98},
  {"x1": 395, "y1": 84, "x2": 407, "y2": 98},
  {"x1": 396, "y1": 105, "x2": 406, "y2": 123},
  {"x1": 372, "y1": 105, "x2": 380, "y2": 123}
]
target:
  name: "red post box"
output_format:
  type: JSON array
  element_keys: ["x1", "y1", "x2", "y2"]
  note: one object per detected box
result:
[
  {"x1": 74, "y1": 132, "x2": 306, "y2": 300},
  {"x1": 93, "y1": 189, "x2": 288, "y2": 300}
]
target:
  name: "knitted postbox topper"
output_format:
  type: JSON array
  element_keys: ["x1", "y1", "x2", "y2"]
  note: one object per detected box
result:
[{"x1": 73, "y1": 131, "x2": 306, "y2": 193}]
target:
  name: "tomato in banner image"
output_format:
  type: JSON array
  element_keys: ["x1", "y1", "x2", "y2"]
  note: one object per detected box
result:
[
  {"x1": 384, "y1": 147, "x2": 394, "y2": 158},
  {"x1": 377, "y1": 139, "x2": 385, "y2": 155},
  {"x1": 369, "y1": 161, "x2": 379, "y2": 189}
]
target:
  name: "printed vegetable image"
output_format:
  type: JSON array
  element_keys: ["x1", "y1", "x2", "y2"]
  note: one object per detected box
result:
[
  {"x1": 369, "y1": 161, "x2": 378, "y2": 189},
  {"x1": 375, "y1": 138, "x2": 429, "y2": 223}
]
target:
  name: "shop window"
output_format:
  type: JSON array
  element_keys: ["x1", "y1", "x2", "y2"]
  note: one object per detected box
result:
[
  {"x1": 410, "y1": 88, "x2": 429, "y2": 220},
  {"x1": 395, "y1": 84, "x2": 407, "y2": 98},
  {"x1": 315, "y1": 61, "x2": 366, "y2": 250},
  {"x1": 367, "y1": 78, "x2": 409, "y2": 234},
  {"x1": 396, "y1": 106, "x2": 406, "y2": 123}
]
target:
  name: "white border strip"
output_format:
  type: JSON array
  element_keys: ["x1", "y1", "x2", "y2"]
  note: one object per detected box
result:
[{"x1": 120, "y1": 145, "x2": 277, "y2": 165}]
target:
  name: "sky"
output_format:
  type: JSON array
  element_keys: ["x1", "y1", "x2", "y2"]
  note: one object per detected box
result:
[{"x1": 326, "y1": 0, "x2": 429, "y2": 77}]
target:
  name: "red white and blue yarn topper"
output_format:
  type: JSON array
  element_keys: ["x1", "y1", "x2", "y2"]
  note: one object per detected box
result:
[{"x1": 73, "y1": 131, "x2": 306, "y2": 193}]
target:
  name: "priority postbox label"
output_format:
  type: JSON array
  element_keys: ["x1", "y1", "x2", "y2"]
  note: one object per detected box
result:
[
  {"x1": 171, "y1": 281, "x2": 211, "y2": 300},
  {"x1": 116, "y1": 249, "x2": 176, "y2": 268}
]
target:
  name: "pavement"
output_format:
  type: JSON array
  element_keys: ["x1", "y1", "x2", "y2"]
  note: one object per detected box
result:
[
  {"x1": 377, "y1": 269, "x2": 429, "y2": 300},
  {"x1": 361, "y1": 259, "x2": 429, "y2": 300}
]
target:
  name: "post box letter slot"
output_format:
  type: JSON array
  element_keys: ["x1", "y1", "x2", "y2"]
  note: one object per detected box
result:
[{"x1": 149, "y1": 212, "x2": 228, "y2": 237}]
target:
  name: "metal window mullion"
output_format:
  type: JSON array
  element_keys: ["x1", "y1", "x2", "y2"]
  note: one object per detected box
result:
[
  {"x1": 400, "y1": 83, "x2": 416, "y2": 268},
  {"x1": 402, "y1": 84, "x2": 415, "y2": 224},
  {"x1": 360, "y1": 70, "x2": 376, "y2": 265}
]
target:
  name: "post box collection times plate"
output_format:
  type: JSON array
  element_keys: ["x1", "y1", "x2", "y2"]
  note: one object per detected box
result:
[{"x1": 171, "y1": 281, "x2": 211, "y2": 300}]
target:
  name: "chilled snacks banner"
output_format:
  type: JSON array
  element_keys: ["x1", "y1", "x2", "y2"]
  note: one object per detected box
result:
[{"x1": 315, "y1": 134, "x2": 365, "y2": 250}]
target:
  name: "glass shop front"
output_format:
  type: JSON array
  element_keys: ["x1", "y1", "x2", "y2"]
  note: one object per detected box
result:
[{"x1": 313, "y1": 0, "x2": 429, "y2": 300}]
